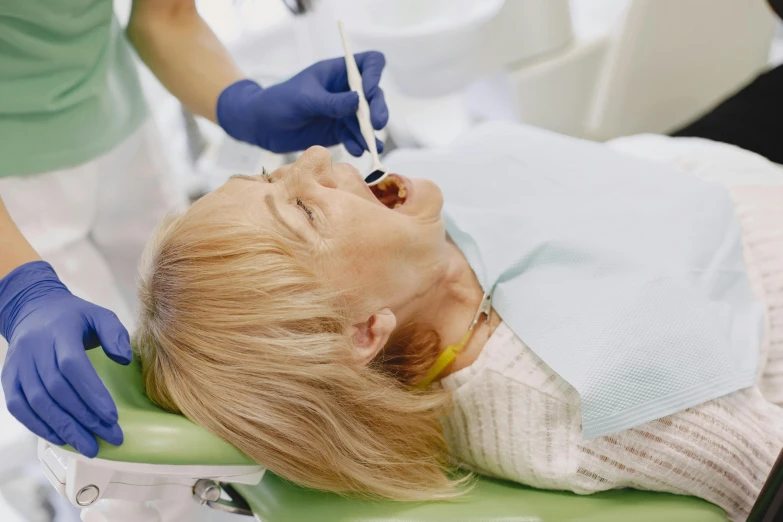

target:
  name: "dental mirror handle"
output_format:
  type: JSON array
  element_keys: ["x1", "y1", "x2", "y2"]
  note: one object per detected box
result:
[{"x1": 338, "y1": 21, "x2": 384, "y2": 173}]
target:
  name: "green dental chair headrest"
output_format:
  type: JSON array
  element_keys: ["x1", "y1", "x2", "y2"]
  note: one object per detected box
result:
[
  {"x1": 81, "y1": 350, "x2": 728, "y2": 521},
  {"x1": 84, "y1": 349, "x2": 254, "y2": 465}
]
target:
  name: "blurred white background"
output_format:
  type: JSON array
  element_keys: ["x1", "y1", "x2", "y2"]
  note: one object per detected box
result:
[{"x1": 1, "y1": 1, "x2": 781, "y2": 520}]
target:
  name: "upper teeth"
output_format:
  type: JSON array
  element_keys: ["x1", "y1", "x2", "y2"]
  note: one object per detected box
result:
[
  {"x1": 378, "y1": 178, "x2": 394, "y2": 190},
  {"x1": 376, "y1": 177, "x2": 406, "y2": 206}
]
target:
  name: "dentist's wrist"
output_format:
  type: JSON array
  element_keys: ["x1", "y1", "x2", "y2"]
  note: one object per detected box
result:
[
  {"x1": 216, "y1": 79, "x2": 264, "y2": 146},
  {"x1": 0, "y1": 261, "x2": 67, "y2": 341}
]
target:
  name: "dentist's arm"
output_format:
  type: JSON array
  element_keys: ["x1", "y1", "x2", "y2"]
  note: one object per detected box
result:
[
  {"x1": 0, "y1": 197, "x2": 131, "y2": 457},
  {"x1": 0, "y1": 199, "x2": 40, "y2": 278},
  {"x1": 126, "y1": 0, "x2": 242, "y2": 123},
  {"x1": 127, "y1": 0, "x2": 390, "y2": 156}
]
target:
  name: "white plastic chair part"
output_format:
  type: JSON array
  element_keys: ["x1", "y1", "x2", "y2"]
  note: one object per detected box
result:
[
  {"x1": 479, "y1": 0, "x2": 573, "y2": 71},
  {"x1": 508, "y1": 37, "x2": 611, "y2": 138},
  {"x1": 385, "y1": 90, "x2": 473, "y2": 149},
  {"x1": 327, "y1": 0, "x2": 505, "y2": 97},
  {"x1": 38, "y1": 440, "x2": 264, "y2": 522},
  {"x1": 586, "y1": 0, "x2": 778, "y2": 140},
  {"x1": 569, "y1": 0, "x2": 633, "y2": 41},
  {"x1": 79, "y1": 500, "x2": 162, "y2": 522}
]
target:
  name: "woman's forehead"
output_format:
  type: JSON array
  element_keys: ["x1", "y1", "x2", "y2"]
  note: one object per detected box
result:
[
  {"x1": 207, "y1": 175, "x2": 272, "y2": 205},
  {"x1": 185, "y1": 176, "x2": 270, "y2": 221},
  {"x1": 209, "y1": 175, "x2": 310, "y2": 238},
  {"x1": 224, "y1": 173, "x2": 268, "y2": 191}
]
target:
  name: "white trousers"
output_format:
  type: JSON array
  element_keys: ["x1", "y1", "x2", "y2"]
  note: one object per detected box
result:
[{"x1": 0, "y1": 119, "x2": 187, "y2": 359}]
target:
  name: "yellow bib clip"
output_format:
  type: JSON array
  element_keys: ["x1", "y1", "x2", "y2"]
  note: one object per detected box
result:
[{"x1": 417, "y1": 291, "x2": 493, "y2": 388}]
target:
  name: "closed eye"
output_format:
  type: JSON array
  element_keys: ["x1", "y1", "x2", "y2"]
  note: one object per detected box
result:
[{"x1": 296, "y1": 197, "x2": 315, "y2": 221}]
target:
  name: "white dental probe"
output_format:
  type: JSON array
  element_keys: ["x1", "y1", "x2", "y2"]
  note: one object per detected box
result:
[{"x1": 338, "y1": 21, "x2": 389, "y2": 186}]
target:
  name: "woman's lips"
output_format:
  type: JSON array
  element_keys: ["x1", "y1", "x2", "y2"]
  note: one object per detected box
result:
[{"x1": 370, "y1": 174, "x2": 411, "y2": 210}]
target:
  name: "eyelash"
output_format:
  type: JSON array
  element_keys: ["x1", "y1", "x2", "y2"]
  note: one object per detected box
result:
[
  {"x1": 296, "y1": 197, "x2": 315, "y2": 221},
  {"x1": 262, "y1": 166, "x2": 314, "y2": 223}
]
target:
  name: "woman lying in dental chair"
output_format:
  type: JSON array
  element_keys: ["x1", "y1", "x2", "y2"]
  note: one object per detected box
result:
[{"x1": 133, "y1": 123, "x2": 783, "y2": 522}]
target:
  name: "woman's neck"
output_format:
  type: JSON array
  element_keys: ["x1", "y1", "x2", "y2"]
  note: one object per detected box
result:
[{"x1": 403, "y1": 239, "x2": 501, "y2": 379}]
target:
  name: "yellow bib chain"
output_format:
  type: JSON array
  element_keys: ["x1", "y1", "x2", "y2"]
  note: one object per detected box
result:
[{"x1": 417, "y1": 291, "x2": 493, "y2": 388}]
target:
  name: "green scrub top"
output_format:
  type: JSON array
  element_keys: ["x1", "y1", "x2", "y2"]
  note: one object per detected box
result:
[{"x1": 0, "y1": 0, "x2": 147, "y2": 177}]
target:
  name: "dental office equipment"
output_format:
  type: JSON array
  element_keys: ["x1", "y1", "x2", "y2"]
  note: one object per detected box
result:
[
  {"x1": 338, "y1": 21, "x2": 389, "y2": 186},
  {"x1": 337, "y1": 0, "x2": 775, "y2": 147}
]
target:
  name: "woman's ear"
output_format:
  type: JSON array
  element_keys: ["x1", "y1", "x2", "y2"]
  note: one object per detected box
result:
[{"x1": 351, "y1": 308, "x2": 397, "y2": 367}]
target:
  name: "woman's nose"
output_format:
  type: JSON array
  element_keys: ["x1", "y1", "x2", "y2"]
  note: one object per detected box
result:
[
  {"x1": 297, "y1": 146, "x2": 337, "y2": 188},
  {"x1": 331, "y1": 162, "x2": 380, "y2": 200},
  {"x1": 300, "y1": 145, "x2": 331, "y2": 164},
  {"x1": 332, "y1": 160, "x2": 363, "y2": 182}
]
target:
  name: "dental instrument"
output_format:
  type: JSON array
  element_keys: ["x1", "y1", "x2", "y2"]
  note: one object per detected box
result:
[{"x1": 337, "y1": 21, "x2": 389, "y2": 186}]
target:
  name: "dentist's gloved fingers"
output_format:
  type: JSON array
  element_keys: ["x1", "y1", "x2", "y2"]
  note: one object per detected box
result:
[
  {"x1": 353, "y1": 52, "x2": 388, "y2": 130},
  {"x1": 3, "y1": 379, "x2": 65, "y2": 446},
  {"x1": 340, "y1": 132, "x2": 385, "y2": 158},
  {"x1": 303, "y1": 91, "x2": 359, "y2": 120},
  {"x1": 21, "y1": 365, "x2": 98, "y2": 457},
  {"x1": 355, "y1": 51, "x2": 386, "y2": 100},
  {"x1": 341, "y1": 132, "x2": 365, "y2": 157},
  {"x1": 343, "y1": 116, "x2": 366, "y2": 151},
  {"x1": 342, "y1": 117, "x2": 384, "y2": 155},
  {"x1": 342, "y1": 137, "x2": 385, "y2": 158},
  {"x1": 343, "y1": 137, "x2": 364, "y2": 158},
  {"x1": 35, "y1": 347, "x2": 123, "y2": 446},
  {"x1": 368, "y1": 89, "x2": 388, "y2": 130},
  {"x1": 217, "y1": 51, "x2": 388, "y2": 153},
  {"x1": 86, "y1": 308, "x2": 133, "y2": 365},
  {"x1": 341, "y1": 137, "x2": 384, "y2": 156},
  {"x1": 55, "y1": 334, "x2": 119, "y2": 425}
]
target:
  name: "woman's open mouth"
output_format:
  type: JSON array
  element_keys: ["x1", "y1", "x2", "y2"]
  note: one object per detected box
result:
[{"x1": 370, "y1": 174, "x2": 408, "y2": 209}]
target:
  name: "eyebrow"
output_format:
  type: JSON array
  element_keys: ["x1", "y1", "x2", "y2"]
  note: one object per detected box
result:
[
  {"x1": 264, "y1": 194, "x2": 306, "y2": 242},
  {"x1": 230, "y1": 173, "x2": 266, "y2": 183},
  {"x1": 231, "y1": 173, "x2": 308, "y2": 242}
]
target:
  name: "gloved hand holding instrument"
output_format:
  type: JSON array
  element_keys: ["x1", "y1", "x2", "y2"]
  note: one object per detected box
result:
[{"x1": 217, "y1": 51, "x2": 389, "y2": 157}]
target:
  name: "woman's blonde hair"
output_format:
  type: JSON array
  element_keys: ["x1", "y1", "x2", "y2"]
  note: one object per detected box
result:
[{"x1": 134, "y1": 189, "x2": 466, "y2": 500}]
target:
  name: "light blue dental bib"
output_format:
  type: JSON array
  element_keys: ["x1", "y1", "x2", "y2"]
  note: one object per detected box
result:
[{"x1": 385, "y1": 123, "x2": 763, "y2": 439}]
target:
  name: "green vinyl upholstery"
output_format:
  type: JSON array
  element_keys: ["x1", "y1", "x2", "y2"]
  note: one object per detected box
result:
[
  {"x1": 76, "y1": 350, "x2": 728, "y2": 521},
  {"x1": 235, "y1": 475, "x2": 728, "y2": 522},
  {"x1": 81, "y1": 349, "x2": 254, "y2": 466}
]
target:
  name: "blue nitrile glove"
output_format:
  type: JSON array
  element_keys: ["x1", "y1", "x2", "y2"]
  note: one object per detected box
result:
[
  {"x1": 0, "y1": 261, "x2": 131, "y2": 458},
  {"x1": 217, "y1": 51, "x2": 389, "y2": 157}
]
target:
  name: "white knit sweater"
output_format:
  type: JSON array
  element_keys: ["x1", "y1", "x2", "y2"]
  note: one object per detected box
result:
[{"x1": 441, "y1": 137, "x2": 783, "y2": 522}]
